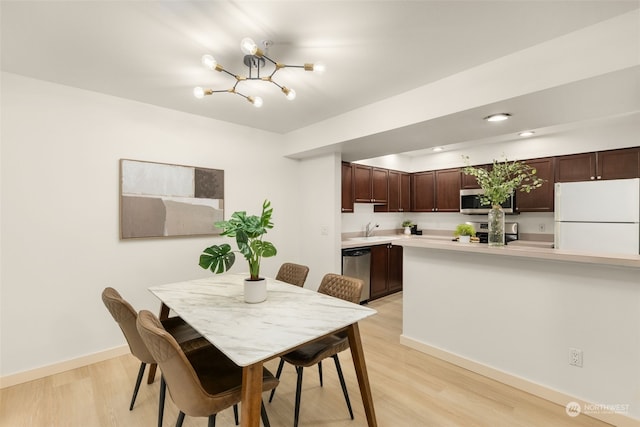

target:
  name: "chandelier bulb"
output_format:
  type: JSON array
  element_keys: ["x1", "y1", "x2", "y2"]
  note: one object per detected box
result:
[
  {"x1": 282, "y1": 87, "x2": 296, "y2": 100},
  {"x1": 201, "y1": 54, "x2": 217, "y2": 70},
  {"x1": 240, "y1": 37, "x2": 258, "y2": 55},
  {"x1": 193, "y1": 87, "x2": 205, "y2": 99},
  {"x1": 312, "y1": 62, "x2": 326, "y2": 74},
  {"x1": 247, "y1": 96, "x2": 263, "y2": 108}
]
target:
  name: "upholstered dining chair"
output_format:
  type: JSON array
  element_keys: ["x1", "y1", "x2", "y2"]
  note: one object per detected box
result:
[
  {"x1": 136, "y1": 309, "x2": 279, "y2": 427},
  {"x1": 272, "y1": 262, "x2": 311, "y2": 387},
  {"x1": 275, "y1": 262, "x2": 310, "y2": 288},
  {"x1": 269, "y1": 273, "x2": 363, "y2": 427},
  {"x1": 101, "y1": 287, "x2": 223, "y2": 427}
]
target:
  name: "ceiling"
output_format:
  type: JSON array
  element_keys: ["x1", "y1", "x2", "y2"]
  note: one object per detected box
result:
[{"x1": 2, "y1": 1, "x2": 639, "y2": 160}]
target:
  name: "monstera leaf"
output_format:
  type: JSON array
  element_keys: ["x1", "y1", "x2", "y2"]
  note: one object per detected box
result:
[{"x1": 199, "y1": 244, "x2": 236, "y2": 274}]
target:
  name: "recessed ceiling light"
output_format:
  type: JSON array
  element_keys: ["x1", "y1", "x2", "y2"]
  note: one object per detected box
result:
[
  {"x1": 518, "y1": 130, "x2": 535, "y2": 137},
  {"x1": 432, "y1": 147, "x2": 444, "y2": 152},
  {"x1": 484, "y1": 113, "x2": 511, "y2": 122}
]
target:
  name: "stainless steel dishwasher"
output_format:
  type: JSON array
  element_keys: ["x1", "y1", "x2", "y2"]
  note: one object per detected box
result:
[{"x1": 341, "y1": 247, "x2": 371, "y2": 303}]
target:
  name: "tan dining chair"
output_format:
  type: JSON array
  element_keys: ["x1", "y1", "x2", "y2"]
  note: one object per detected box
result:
[
  {"x1": 136, "y1": 309, "x2": 279, "y2": 427},
  {"x1": 269, "y1": 273, "x2": 363, "y2": 427},
  {"x1": 275, "y1": 262, "x2": 310, "y2": 288},
  {"x1": 272, "y1": 263, "x2": 311, "y2": 389},
  {"x1": 101, "y1": 287, "x2": 223, "y2": 427}
]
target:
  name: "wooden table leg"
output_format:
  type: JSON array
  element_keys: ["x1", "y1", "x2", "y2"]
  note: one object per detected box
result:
[
  {"x1": 241, "y1": 363, "x2": 264, "y2": 427},
  {"x1": 347, "y1": 322, "x2": 377, "y2": 427},
  {"x1": 147, "y1": 303, "x2": 171, "y2": 384}
]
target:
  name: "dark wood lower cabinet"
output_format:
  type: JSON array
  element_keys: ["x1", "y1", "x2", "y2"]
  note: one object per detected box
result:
[{"x1": 370, "y1": 244, "x2": 403, "y2": 300}]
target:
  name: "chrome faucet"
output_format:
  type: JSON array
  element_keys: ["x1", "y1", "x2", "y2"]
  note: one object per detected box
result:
[{"x1": 365, "y1": 222, "x2": 379, "y2": 237}]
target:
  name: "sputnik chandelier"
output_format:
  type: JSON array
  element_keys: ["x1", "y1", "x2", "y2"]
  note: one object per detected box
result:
[{"x1": 194, "y1": 37, "x2": 325, "y2": 107}]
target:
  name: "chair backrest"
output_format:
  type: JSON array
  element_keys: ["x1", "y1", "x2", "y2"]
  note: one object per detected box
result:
[
  {"x1": 102, "y1": 287, "x2": 155, "y2": 363},
  {"x1": 275, "y1": 263, "x2": 310, "y2": 287},
  {"x1": 136, "y1": 310, "x2": 237, "y2": 417},
  {"x1": 317, "y1": 274, "x2": 363, "y2": 304}
]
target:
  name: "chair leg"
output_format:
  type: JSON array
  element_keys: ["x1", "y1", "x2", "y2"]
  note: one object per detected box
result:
[
  {"x1": 147, "y1": 362, "x2": 158, "y2": 384},
  {"x1": 293, "y1": 367, "x2": 304, "y2": 427},
  {"x1": 130, "y1": 362, "x2": 147, "y2": 410},
  {"x1": 268, "y1": 358, "x2": 285, "y2": 403},
  {"x1": 332, "y1": 355, "x2": 354, "y2": 419},
  {"x1": 233, "y1": 404, "x2": 239, "y2": 425},
  {"x1": 318, "y1": 361, "x2": 323, "y2": 386},
  {"x1": 208, "y1": 413, "x2": 216, "y2": 427},
  {"x1": 261, "y1": 400, "x2": 271, "y2": 427},
  {"x1": 158, "y1": 375, "x2": 166, "y2": 427},
  {"x1": 176, "y1": 411, "x2": 185, "y2": 427}
]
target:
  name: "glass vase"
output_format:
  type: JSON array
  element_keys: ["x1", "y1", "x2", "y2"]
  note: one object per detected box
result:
[{"x1": 488, "y1": 205, "x2": 505, "y2": 247}]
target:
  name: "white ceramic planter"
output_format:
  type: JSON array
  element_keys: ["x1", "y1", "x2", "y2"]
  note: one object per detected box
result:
[
  {"x1": 458, "y1": 235, "x2": 471, "y2": 243},
  {"x1": 244, "y1": 278, "x2": 267, "y2": 303},
  {"x1": 404, "y1": 226, "x2": 411, "y2": 235}
]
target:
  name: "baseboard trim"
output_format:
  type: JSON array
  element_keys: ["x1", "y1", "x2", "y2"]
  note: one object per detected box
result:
[
  {"x1": 400, "y1": 335, "x2": 640, "y2": 427},
  {"x1": 0, "y1": 345, "x2": 130, "y2": 389}
]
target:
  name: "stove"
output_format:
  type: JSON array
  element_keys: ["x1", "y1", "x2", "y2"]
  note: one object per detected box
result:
[{"x1": 468, "y1": 221, "x2": 519, "y2": 244}]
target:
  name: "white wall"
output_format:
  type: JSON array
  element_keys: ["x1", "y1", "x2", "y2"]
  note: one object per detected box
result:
[
  {"x1": 402, "y1": 246, "x2": 640, "y2": 421},
  {"x1": 295, "y1": 153, "x2": 342, "y2": 290},
  {"x1": 0, "y1": 73, "x2": 304, "y2": 377}
]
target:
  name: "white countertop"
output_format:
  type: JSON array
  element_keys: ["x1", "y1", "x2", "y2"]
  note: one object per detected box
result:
[{"x1": 396, "y1": 236, "x2": 640, "y2": 269}]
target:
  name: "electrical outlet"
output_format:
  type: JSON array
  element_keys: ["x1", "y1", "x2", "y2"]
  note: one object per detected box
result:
[
  {"x1": 538, "y1": 223, "x2": 546, "y2": 232},
  {"x1": 320, "y1": 225, "x2": 329, "y2": 236},
  {"x1": 569, "y1": 348, "x2": 583, "y2": 367}
]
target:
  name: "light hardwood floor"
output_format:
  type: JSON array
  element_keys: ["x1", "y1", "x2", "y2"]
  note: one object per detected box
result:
[{"x1": 0, "y1": 293, "x2": 611, "y2": 427}]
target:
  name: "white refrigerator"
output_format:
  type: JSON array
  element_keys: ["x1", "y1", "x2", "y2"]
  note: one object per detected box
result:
[{"x1": 554, "y1": 178, "x2": 640, "y2": 255}]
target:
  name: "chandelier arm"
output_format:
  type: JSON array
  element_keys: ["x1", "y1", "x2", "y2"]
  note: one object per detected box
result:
[
  {"x1": 269, "y1": 80, "x2": 283, "y2": 90},
  {"x1": 219, "y1": 68, "x2": 239, "y2": 79},
  {"x1": 262, "y1": 54, "x2": 278, "y2": 66}
]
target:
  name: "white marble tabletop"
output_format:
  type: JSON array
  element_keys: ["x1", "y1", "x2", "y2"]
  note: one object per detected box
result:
[{"x1": 148, "y1": 273, "x2": 377, "y2": 366}]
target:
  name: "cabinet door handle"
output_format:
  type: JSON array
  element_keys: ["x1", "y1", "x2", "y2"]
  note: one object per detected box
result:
[
  {"x1": 597, "y1": 176, "x2": 602, "y2": 180},
  {"x1": 590, "y1": 176, "x2": 595, "y2": 180}
]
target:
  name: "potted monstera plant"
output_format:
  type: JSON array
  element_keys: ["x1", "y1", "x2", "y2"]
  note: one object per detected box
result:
[{"x1": 199, "y1": 199, "x2": 277, "y2": 303}]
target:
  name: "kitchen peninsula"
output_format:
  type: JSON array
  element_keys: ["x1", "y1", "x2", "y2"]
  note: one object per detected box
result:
[{"x1": 398, "y1": 238, "x2": 640, "y2": 425}]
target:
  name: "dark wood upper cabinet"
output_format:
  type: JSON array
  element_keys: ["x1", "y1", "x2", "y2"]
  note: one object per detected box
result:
[
  {"x1": 515, "y1": 157, "x2": 555, "y2": 213},
  {"x1": 371, "y1": 168, "x2": 388, "y2": 203},
  {"x1": 555, "y1": 152, "x2": 598, "y2": 182},
  {"x1": 400, "y1": 173, "x2": 411, "y2": 212},
  {"x1": 341, "y1": 162, "x2": 354, "y2": 213},
  {"x1": 435, "y1": 168, "x2": 461, "y2": 212},
  {"x1": 375, "y1": 170, "x2": 411, "y2": 212},
  {"x1": 460, "y1": 164, "x2": 490, "y2": 189},
  {"x1": 555, "y1": 148, "x2": 639, "y2": 182},
  {"x1": 411, "y1": 171, "x2": 435, "y2": 212},
  {"x1": 597, "y1": 147, "x2": 639, "y2": 180},
  {"x1": 410, "y1": 168, "x2": 459, "y2": 212},
  {"x1": 353, "y1": 164, "x2": 373, "y2": 202},
  {"x1": 353, "y1": 164, "x2": 388, "y2": 203}
]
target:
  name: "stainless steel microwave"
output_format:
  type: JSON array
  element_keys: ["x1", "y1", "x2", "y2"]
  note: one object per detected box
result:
[{"x1": 459, "y1": 188, "x2": 515, "y2": 214}]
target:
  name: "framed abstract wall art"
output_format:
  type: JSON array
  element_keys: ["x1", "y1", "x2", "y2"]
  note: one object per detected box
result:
[{"x1": 120, "y1": 159, "x2": 224, "y2": 239}]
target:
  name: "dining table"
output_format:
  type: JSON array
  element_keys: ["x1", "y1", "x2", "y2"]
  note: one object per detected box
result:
[{"x1": 148, "y1": 273, "x2": 378, "y2": 427}]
